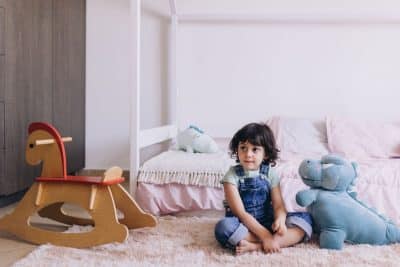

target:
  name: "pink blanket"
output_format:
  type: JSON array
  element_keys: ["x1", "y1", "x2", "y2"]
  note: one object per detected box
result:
[
  {"x1": 327, "y1": 116, "x2": 400, "y2": 159},
  {"x1": 136, "y1": 157, "x2": 400, "y2": 224}
]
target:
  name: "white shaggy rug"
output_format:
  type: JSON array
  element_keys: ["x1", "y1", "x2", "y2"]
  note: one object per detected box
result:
[{"x1": 13, "y1": 215, "x2": 400, "y2": 267}]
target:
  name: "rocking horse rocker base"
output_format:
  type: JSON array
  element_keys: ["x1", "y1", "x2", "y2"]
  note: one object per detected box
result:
[{"x1": 0, "y1": 122, "x2": 156, "y2": 248}]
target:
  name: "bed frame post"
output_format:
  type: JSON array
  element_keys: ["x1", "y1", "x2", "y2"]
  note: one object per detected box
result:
[
  {"x1": 169, "y1": 0, "x2": 178, "y2": 126},
  {"x1": 129, "y1": 0, "x2": 141, "y2": 196},
  {"x1": 168, "y1": 0, "x2": 176, "y2": 15},
  {"x1": 169, "y1": 16, "x2": 178, "y2": 125}
]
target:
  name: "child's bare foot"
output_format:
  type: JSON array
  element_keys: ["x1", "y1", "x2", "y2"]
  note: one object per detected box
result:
[{"x1": 236, "y1": 240, "x2": 261, "y2": 254}]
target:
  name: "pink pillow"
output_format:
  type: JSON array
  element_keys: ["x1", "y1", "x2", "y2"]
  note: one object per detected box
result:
[
  {"x1": 267, "y1": 116, "x2": 329, "y2": 160},
  {"x1": 326, "y1": 116, "x2": 400, "y2": 159}
]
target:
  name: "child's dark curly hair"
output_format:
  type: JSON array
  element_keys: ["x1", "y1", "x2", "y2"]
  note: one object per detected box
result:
[{"x1": 229, "y1": 122, "x2": 279, "y2": 166}]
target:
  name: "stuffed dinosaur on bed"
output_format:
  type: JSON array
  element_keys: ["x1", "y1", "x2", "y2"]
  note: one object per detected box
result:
[
  {"x1": 176, "y1": 125, "x2": 219, "y2": 153},
  {"x1": 296, "y1": 154, "x2": 400, "y2": 250}
]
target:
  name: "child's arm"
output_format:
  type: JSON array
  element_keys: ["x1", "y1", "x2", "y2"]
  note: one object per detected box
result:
[
  {"x1": 271, "y1": 186, "x2": 288, "y2": 235},
  {"x1": 224, "y1": 183, "x2": 277, "y2": 244}
]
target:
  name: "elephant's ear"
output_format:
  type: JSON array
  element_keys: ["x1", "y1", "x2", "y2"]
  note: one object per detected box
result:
[
  {"x1": 321, "y1": 154, "x2": 347, "y2": 165},
  {"x1": 189, "y1": 125, "x2": 204, "y2": 134},
  {"x1": 321, "y1": 166, "x2": 340, "y2": 190}
]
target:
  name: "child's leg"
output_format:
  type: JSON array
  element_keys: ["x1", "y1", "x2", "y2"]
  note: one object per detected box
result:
[
  {"x1": 236, "y1": 231, "x2": 262, "y2": 254},
  {"x1": 215, "y1": 217, "x2": 265, "y2": 254},
  {"x1": 282, "y1": 211, "x2": 313, "y2": 246},
  {"x1": 215, "y1": 217, "x2": 249, "y2": 249},
  {"x1": 238, "y1": 226, "x2": 305, "y2": 253},
  {"x1": 273, "y1": 226, "x2": 305, "y2": 248}
]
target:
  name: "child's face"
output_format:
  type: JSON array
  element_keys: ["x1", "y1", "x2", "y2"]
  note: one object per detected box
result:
[{"x1": 237, "y1": 141, "x2": 266, "y2": 171}]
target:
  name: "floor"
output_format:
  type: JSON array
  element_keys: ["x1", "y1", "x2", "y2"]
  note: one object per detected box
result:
[
  {"x1": 0, "y1": 200, "x2": 222, "y2": 267},
  {"x1": 0, "y1": 203, "x2": 37, "y2": 267},
  {"x1": 0, "y1": 201, "x2": 119, "y2": 266},
  {"x1": 0, "y1": 199, "x2": 141, "y2": 266},
  {"x1": 0, "y1": 176, "x2": 132, "y2": 266},
  {"x1": 0, "y1": 176, "x2": 139, "y2": 265}
]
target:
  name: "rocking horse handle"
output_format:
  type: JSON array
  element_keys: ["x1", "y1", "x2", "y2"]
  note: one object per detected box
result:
[{"x1": 35, "y1": 137, "x2": 73, "y2": 146}]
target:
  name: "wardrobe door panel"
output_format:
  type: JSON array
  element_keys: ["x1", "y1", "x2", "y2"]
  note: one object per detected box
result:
[
  {"x1": 0, "y1": 102, "x2": 3, "y2": 149},
  {"x1": 0, "y1": 100, "x2": 2, "y2": 187},
  {"x1": 53, "y1": 0, "x2": 85, "y2": 173},
  {"x1": 0, "y1": 55, "x2": 3, "y2": 150},
  {"x1": 3, "y1": 0, "x2": 53, "y2": 195},
  {"x1": 0, "y1": 6, "x2": 4, "y2": 55},
  {"x1": 0, "y1": 0, "x2": 85, "y2": 195},
  {"x1": 3, "y1": 103, "x2": 41, "y2": 195},
  {"x1": 5, "y1": 0, "x2": 52, "y2": 104},
  {"x1": 0, "y1": 56, "x2": 4, "y2": 102},
  {"x1": 0, "y1": 3, "x2": 5, "y2": 193},
  {"x1": 0, "y1": 149, "x2": 4, "y2": 189},
  {"x1": 31, "y1": 0, "x2": 53, "y2": 108},
  {"x1": 0, "y1": 6, "x2": 4, "y2": 102}
]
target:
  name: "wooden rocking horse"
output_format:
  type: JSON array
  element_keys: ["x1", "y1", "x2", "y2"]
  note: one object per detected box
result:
[{"x1": 0, "y1": 122, "x2": 156, "y2": 248}]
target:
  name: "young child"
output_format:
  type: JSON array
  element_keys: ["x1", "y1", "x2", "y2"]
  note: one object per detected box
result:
[{"x1": 214, "y1": 122, "x2": 312, "y2": 254}]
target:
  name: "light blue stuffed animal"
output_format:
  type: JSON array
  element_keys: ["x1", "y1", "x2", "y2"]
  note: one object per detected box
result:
[
  {"x1": 296, "y1": 154, "x2": 400, "y2": 250},
  {"x1": 176, "y1": 125, "x2": 219, "y2": 153}
]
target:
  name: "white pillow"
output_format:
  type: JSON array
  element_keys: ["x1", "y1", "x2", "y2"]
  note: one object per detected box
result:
[{"x1": 267, "y1": 116, "x2": 329, "y2": 160}]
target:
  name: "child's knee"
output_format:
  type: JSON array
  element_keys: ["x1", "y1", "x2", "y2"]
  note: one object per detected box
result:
[
  {"x1": 215, "y1": 218, "x2": 236, "y2": 245},
  {"x1": 214, "y1": 217, "x2": 247, "y2": 248},
  {"x1": 286, "y1": 212, "x2": 313, "y2": 241}
]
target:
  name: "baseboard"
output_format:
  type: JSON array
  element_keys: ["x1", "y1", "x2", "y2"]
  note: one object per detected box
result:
[{"x1": 0, "y1": 188, "x2": 28, "y2": 208}]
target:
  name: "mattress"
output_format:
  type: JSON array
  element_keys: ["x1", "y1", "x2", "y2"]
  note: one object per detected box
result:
[{"x1": 136, "y1": 151, "x2": 400, "y2": 224}]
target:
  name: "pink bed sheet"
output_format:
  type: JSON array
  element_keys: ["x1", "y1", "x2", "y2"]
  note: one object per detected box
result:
[
  {"x1": 136, "y1": 183, "x2": 224, "y2": 215},
  {"x1": 136, "y1": 158, "x2": 400, "y2": 224}
]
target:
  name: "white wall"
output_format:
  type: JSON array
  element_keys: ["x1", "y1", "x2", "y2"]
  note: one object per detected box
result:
[
  {"x1": 86, "y1": 0, "x2": 170, "y2": 169},
  {"x1": 86, "y1": 0, "x2": 131, "y2": 169},
  {"x1": 86, "y1": 0, "x2": 400, "y2": 169},
  {"x1": 175, "y1": 1, "x2": 400, "y2": 137},
  {"x1": 178, "y1": 23, "x2": 400, "y2": 137}
]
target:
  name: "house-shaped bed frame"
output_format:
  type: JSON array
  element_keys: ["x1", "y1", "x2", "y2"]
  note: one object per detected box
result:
[{"x1": 128, "y1": 0, "x2": 400, "y2": 195}]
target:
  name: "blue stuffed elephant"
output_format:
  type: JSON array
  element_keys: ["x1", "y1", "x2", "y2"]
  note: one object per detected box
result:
[
  {"x1": 176, "y1": 125, "x2": 219, "y2": 153},
  {"x1": 296, "y1": 154, "x2": 400, "y2": 250}
]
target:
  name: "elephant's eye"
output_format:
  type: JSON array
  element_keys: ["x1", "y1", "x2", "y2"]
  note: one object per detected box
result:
[{"x1": 29, "y1": 143, "x2": 35, "y2": 148}]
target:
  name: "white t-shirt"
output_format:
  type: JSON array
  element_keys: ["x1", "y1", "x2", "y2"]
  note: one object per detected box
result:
[{"x1": 220, "y1": 165, "x2": 280, "y2": 188}]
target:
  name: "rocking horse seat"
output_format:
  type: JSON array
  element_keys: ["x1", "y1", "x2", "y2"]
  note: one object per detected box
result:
[{"x1": 36, "y1": 176, "x2": 125, "y2": 185}]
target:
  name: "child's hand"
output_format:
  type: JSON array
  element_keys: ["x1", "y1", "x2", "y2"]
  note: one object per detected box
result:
[
  {"x1": 272, "y1": 217, "x2": 287, "y2": 235},
  {"x1": 262, "y1": 237, "x2": 281, "y2": 253}
]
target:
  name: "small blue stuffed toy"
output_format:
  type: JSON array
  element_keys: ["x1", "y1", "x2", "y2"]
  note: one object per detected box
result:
[
  {"x1": 176, "y1": 125, "x2": 219, "y2": 153},
  {"x1": 296, "y1": 154, "x2": 400, "y2": 250}
]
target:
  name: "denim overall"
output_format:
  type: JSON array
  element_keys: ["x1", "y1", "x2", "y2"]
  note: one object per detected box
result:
[{"x1": 214, "y1": 164, "x2": 312, "y2": 249}]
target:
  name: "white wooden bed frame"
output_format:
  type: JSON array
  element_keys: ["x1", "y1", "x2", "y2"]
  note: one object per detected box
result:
[{"x1": 128, "y1": 0, "x2": 400, "y2": 195}]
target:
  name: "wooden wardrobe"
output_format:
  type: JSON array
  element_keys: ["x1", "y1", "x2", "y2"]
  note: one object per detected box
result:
[{"x1": 0, "y1": 0, "x2": 85, "y2": 196}]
